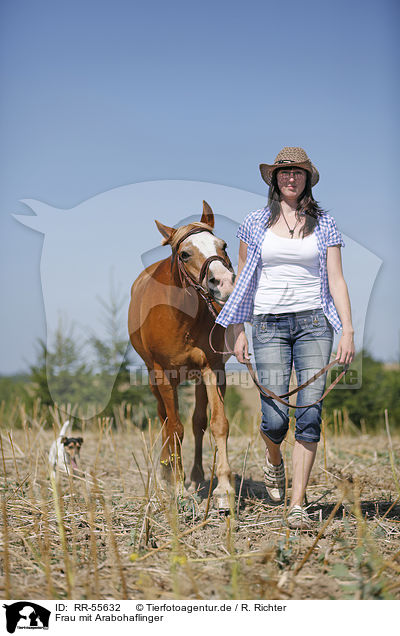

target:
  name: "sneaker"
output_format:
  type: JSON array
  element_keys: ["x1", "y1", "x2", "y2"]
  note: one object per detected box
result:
[
  {"x1": 263, "y1": 457, "x2": 285, "y2": 503},
  {"x1": 286, "y1": 505, "x2": 313, "y2": 530}
]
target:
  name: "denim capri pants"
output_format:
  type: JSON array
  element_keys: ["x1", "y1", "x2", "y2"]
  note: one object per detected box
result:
[{"x1": 252, "y1": 308, "x2": 334, "y2": 444}]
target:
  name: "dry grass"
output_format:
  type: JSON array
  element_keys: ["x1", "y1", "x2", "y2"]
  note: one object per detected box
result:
[{"x1": 1, "y1": 398, "x2": 400, "y2": 600}]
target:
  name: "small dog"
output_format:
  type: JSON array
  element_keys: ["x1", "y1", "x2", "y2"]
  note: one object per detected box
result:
[{"x1": 49, "y1": 420, "x2": 83, "y2": 477}]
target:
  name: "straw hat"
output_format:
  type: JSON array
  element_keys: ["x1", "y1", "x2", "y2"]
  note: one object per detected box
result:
[{"x1": 260, "y1": 147, "x2": 319, "y2": 187}]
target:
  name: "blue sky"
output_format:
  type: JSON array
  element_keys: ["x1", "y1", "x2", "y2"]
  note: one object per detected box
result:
[{"x1": 0, "y1": 0, "x2": 399, "y2": 373}]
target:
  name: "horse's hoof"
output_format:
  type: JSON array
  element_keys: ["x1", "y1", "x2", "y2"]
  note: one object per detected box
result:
[
  {"x1": 175, "y1": 485, "x2": 189, "y2": 499},
  {"x1": 214, "y1": 494, "x2": 231, "y2": 514},
  {"x1": 218, "y1": 506, "x2": 230, "y2": 517},
  {"x1": 158, "y1": 478, "x2": 172, "y2": 493}
]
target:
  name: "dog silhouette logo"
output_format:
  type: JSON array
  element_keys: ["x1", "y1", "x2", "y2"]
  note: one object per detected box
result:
[
  {"x1": 3, "y1": 602, "x2": 50, "y2": 633},
  {"x1": 13, "y1": 180, "x2": 380, "y2": 404}
]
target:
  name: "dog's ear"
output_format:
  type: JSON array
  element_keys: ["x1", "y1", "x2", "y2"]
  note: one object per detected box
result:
[
  {"x1": 61, "y1": 436, "x2": 68, "y2": 444},
  {"x1": 77, "y1": 437, "x2": 83, "y2": 444}
]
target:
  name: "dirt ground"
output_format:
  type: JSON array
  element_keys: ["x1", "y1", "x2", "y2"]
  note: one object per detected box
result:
[{"x1": 1, "y1": 409, "x2": 399, "y2": 601}]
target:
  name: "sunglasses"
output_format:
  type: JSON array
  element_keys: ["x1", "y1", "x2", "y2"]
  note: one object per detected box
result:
[{"x1": 276, "y1": 169, "x2": 307, "y2": 181}]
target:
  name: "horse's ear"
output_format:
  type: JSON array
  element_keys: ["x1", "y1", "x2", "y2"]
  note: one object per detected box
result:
[
  {"x1": 201, "y1": 201, "x2": 214, "y2": 228},
  {"x1": 155, "y1": 220, "x2": 176, "y2": 244}
]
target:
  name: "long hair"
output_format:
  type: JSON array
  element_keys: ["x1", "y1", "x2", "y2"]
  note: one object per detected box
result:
[{"x1": 267, "y1": 170, "x2": 325, "y2": 237}]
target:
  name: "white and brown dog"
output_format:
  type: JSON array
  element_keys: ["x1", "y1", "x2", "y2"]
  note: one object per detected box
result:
[{"x1": 49, "y1": 420, "x2": 83, "y2": 478}]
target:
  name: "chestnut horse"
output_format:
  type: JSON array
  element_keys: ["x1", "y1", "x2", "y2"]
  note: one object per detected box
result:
[{"x1": 128, "y1": 201, "x2": 236, "y2": 509}]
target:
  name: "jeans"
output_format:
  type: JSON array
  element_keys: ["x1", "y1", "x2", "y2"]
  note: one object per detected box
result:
[{"x1": 252, "y1": 308, "x2": 334, "y2": 444}]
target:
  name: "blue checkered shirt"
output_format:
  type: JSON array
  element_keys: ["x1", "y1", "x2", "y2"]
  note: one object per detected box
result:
[{"x1": 215, "y1": 206, "x2": 345, "y2": 332}]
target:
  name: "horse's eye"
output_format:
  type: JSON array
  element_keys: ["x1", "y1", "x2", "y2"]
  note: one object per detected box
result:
[
  {"x1": 222, "y1": 242, "x2": 227, "y2": 251},
  {"x1": 180, "y1": 251, "x2": 190, "y2": 261}
]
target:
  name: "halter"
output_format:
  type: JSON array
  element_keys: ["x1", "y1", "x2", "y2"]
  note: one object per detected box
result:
[{"x1": 171, "y1": 226, "x2": 234, "y2": 319}]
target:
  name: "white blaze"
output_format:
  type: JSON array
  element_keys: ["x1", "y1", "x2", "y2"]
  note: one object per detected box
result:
[{"x1": 185, "y1": 231, "x2": 234, "y2": 301}]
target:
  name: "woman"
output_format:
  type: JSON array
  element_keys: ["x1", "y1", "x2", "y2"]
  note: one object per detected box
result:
[{"x1": 215, "y1": 147, "x2": 355, "y2": 529}]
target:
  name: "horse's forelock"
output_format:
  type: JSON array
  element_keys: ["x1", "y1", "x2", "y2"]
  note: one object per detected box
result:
[{"x1": 167, "y1": 222, "x2": 214, "y2": 250}]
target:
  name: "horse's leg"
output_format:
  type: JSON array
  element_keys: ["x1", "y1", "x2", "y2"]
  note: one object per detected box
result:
[
  {"x1": 201, "y1": 366, "x2": 234, "y2": 511},
  {"x1": 149, "y1": 376, "x2": 167, "y2": 424},
  {"x1": 152, "y1": 364, "x2": 185, "y2": 488},
  {"x1": 189, "y1": 380, "x2": 208, "y2": 490}
]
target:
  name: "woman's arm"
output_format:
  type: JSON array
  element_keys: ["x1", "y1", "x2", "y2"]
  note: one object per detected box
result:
[
  {"x1": 233, "y1": 240, "x2": 250, "y2": 363},
  {"x1": 326, "y1": 246, "x2": 355, "y2": 365},
  {"x1": 237, "y1": 240, "x2": 248, "y2": 279}
]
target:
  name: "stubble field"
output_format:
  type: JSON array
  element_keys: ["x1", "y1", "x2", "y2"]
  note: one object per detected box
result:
[{"x1": 1, "y1": 393, "x2": 399, "y2": 601}]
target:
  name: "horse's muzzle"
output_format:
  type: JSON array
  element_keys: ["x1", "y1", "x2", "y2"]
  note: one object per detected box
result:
[{"x1": 207, "y1": 268, "x2": 235, "y2": 304}]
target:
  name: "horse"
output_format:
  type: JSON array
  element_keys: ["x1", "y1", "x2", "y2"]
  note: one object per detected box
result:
[{"x1": 128, "y1": 201, "x2": 236, "y2": 509}]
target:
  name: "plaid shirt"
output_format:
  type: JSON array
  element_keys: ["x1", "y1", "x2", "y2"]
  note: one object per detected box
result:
[{"x1": 215, "y1": 206, "x2": 345, "y2": 332}]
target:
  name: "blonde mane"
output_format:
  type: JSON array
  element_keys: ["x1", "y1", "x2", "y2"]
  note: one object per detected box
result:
[{"x1": 162, "y1": 221, "x2": 214, "y2": 249}]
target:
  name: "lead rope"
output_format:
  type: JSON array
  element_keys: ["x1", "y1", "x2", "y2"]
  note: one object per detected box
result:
[
  {"x1": 208, "y1": 322, "x2": 235, "y2": 355},
  {"x1": 244, "y1": 358, "x2": 349, "y2": 408},
  {"x1": 208, "y1": 322, "x2": 349, "y2": 408}
]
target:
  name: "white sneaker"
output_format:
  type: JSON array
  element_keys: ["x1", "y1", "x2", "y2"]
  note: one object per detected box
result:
[
  {"x1": 286, "y1": 505, "x2": 313, "y2": 530},
  {"x1": 263, "y1": 458, "x2": 285, "y2": 503}
]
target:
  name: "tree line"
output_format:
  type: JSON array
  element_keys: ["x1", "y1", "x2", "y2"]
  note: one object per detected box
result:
[{"x1": 0, "y1": 286, "x2": 398, "y2": 431}]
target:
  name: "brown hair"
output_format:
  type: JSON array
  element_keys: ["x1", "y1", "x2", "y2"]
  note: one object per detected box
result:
[{"x1": 267, "y1": 169, "x2": 324, "y2": 237}]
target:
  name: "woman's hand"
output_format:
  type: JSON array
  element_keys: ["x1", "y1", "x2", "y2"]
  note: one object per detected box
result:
[
  {"x1": 336, "y1": 331, "x2": 355, "y2": 365},
  {"x1": 234, "y1": 330, "x2": 250, "y2": 364}
]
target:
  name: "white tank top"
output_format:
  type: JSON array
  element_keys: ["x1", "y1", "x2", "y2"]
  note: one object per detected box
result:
[{"x1": 253, "y1": 230, "x2": 322, "y2": 315}]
